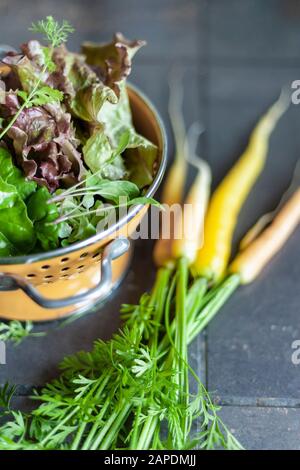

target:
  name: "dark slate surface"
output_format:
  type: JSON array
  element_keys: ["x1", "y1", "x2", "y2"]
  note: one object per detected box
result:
[
  {"x1": 219, "y1": 406, "x2": 300, "y2": 450},
  {"x1": 1, "y1": 0, "x2": 300, "y2": 449}
]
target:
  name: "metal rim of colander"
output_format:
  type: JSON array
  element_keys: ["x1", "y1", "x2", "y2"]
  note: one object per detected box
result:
[{"x1": 0, "y1": 83, "x2": 167, "y2": 266}]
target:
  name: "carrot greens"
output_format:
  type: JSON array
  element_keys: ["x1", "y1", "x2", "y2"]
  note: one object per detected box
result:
[{"x1": 0, "y1": 267, "x2": 242, "y2": 450}]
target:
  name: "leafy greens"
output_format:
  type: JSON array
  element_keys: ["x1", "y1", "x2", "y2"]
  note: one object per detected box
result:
[{"x1": 0, "y1": 17, "x2": 158, "y2": 256}]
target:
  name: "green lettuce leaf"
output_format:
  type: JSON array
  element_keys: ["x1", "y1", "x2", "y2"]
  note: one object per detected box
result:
[
  {"x1": 0, "y1": 176, "x2": 36, "y2": 254},
  {"x1": 82, "y1": 129, "x2": 130, "y2": 179},
  {"x1": 99, "y1": 84, "x2": 157, "y2": 188},
  {"x1": 82, "y1": 130, "x2": 112, "y2": 173},
  {"x1": 0, "y1": 232, "x2": 17, "y2": 257},
  {"x1": 27, "y1": 186, "x2": 61, "y2": 251},
  {"x1": 70, "y1": 82, "x2": 117, "y2": 122},
  {"x1": 0, "y1": 147, "x2": 36, "y2": 200}
]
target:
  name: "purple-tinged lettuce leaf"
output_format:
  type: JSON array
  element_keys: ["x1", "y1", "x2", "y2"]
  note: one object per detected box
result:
[
  {"x1": 0, "y1": 81, "x2": 20, "y2": 118},
  {"x1": 82, "y1": 33, "x2": 145, "y2": 97},
  {"x1": 67, "y1": 55, "x2": 117, "y2": 122},
  {"x1": 4, "y1": 102, "x2": 85, "y2": 192}
]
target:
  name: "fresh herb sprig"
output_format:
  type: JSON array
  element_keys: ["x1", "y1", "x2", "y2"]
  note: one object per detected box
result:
[
  {"x1": 0, "y1": 16, "x2": 73, "y2": 141},
  {"x1": 0, "y1": 382, "x2": 16, "y2": 411},
  {"x1": 0, "y1": 321, "x2": 45, "y2": 346},
  {"x1": 29, "y1": 16, "x2": 74, "y2": 48}
]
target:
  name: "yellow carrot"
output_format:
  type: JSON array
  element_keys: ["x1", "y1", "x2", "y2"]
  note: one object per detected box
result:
[
  {"x1": 154, "y1": 122, "x2": 211, "y2": 266},
  {"x1": 230, "y1": 187, "x2": 300, "y2": 283},
  {"x1": 171, "y1": 124, "x2": 211, "y2": 263},
  {"x1": 192, "y1": 91, "x2": 289, "y2": 281},
  {"x1": 153, "y1": 73, "x2": 188, "y2": 267},
  {"x1": 239, "y1": 159, "x2": 300, "y2": 249},
  {"x1": 161, "y1": 72, "x2": 187, "y2": 207}
]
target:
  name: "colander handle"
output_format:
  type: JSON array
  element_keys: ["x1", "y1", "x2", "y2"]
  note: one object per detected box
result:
[{"x1": 0, "y1": 238, "x2": 130, "y2": 309}]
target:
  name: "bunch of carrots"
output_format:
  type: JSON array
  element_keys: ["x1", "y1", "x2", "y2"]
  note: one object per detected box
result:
[{"x1": 0, "y1": 81, "x2": 299, "y2": 450}]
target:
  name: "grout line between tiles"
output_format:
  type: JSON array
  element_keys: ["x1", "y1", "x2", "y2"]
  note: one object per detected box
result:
[{"x1": 213, "y1": 395, "x2": 300, "y2": 408}]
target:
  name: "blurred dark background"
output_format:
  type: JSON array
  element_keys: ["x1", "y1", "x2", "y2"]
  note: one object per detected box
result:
[{"x1": 1, "y1": 0, "x2": 300, "y2": 449}]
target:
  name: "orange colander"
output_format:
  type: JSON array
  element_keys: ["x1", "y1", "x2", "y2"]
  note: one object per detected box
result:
[{"x1": 0, "y1": 85, "x2": 167, "y2": 322}]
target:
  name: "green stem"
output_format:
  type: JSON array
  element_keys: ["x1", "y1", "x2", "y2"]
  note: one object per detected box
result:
[
  {"x1": 174, "y1": 257, "x2": 189, "y2": 441},
  {"x1": 71, "y1": 422, "x2": 86, "y2": 450},
  {"x1": 128, "y1": 267, "x2": 171, "y2": 450},
  {"x1": 39, "y1": 406, "x2": 80, "y2": 447},
  {"x1": 73, "y1": 374, "x2": 111, "y2": 450},
  {"x1": 129, "y1": 394, "x2": 144, "y2": 450},
  {"x1": 135, "y1": 416, "x2": 158, "y2": 450},
  {"x1": 188, "y1": 274, "x2": 240, "y2": 344},
  {"x1": 97, "y1": 402, "x2": 132, "y2": 450},
  {"x1": 81, "y1": 396, "x2": 111, "y2": 450},
  {"x1": 157, "y1": 277, "x2": 207, "y2": 355}
]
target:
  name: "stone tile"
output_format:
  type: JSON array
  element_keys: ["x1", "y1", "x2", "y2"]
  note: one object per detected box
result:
[
  {"x1": 207, "y1": 228, "x2": 300, "y2": 400},
  {"x1": 208, "y1": 0, "x2": 300, "y2": 63},
  {"x1": 219, "y1": 406, "x2": 300, "y2": 450},
  {"x1": 132, "y1": 63, "x2": 207, "y2": 160}
]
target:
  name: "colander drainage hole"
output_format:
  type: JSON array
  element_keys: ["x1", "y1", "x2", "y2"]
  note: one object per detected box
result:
[
  {"x1": 27, "y1": 274, "x2": 36, "y2": 278},
  {"x1": 61, "y1": 267, "x2": 70, "y2": 272},
  {"x1": 44, "y1": 275, "x2": 53, "y2": 279},
  {"x1": 80, "y1": 252, "x2": 88, "y2": 259},
  {"x1": 41, "y1": 265, "x2": 51, "y2": 270},
  {"x1": 92, "y1": 251, "x2": 101, "y2": 259},
  {"x1": 61, "y1": 257, "x2": 69, "y2": 263}
]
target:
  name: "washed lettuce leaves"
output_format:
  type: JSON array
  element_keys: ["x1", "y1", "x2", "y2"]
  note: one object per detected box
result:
[
  {"x1": 48, "y1": 45, "x2": 118, "y2": 123},
  {"x1": 0, "y1": 32, "x2": 158, "y2": 256}
]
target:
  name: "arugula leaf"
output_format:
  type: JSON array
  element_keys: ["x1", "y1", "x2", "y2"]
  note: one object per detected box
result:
[
  {"x1": 0, "y1": 177, "x2": 35, "y2": 254},
  {"x1": 94, "y1": 180, "x2": 140, "y2": 204},
  {"x1": 0, "y1": 148, "x2": 36, "y2": 200},
  {"x1": 62, "y1": 216, "x2": 97, "y2": 246}
]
